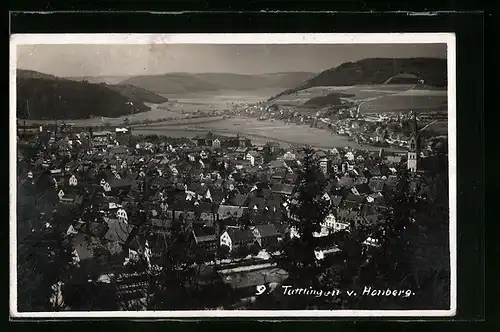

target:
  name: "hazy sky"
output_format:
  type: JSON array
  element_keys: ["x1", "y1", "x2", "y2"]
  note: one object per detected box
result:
[{"x1": 17, "y1": 44, "x2": 447, "y2": 77}]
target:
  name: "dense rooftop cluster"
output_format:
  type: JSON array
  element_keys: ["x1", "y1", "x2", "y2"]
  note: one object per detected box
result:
[{"x1": 16, "y1": 124, "x2": 447, "y2": 311}]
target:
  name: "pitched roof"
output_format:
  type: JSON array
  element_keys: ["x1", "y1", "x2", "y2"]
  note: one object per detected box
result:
[
  {"x1": 274, "y1": 222, "x2": 289, "y2": 235},
  {"x1": 360, "y1": 204, "x2": 378, "y2": 217},
  {"x1": 194, "y1": 234, "x2": 217, "y2": 243},
  {"x1": 108, "y1": 177, "x2": 134, "y2": 188},
  {"x1": 338, "y1": 176, "x2": 354, "y2": 188},
  {"x1": 247, "y1": 196, "x2": 267, "y2": 210},
  {"x1": 385, "y1": 175, "x2": 398, "y2": 188},
  {"x1": 367, "y1": 193, "x2": 386, "y2": 206},
  {"x1": 344, "y1": 194, "x2": 365, "y2": 204},
  {"x1": 355, "y1": 183, "x2": 372, "y2": 195},
  {"x1": 284, "y1": 172, "x2": 298, "y2": 183},
  {"x1": 217, "y1": 205, "x2": 247, "y2": 219},
  {"x1": 271, "y1": 183, "x2": 295, "y2": 195},
  {"x1": 235, "y1": 147, "x2": 249, "y2": 153},
  {"x1": 369, "y1": 166, "x2": 382, "y2": 177},
  {"x1": 362, "y1": 214, "x2": 379, "y2": 225},
  {"x1": 150, "y1": 177, "x2": 170, "y2": 188},
  {"x1": 385, "y1": 155, "x2": 402, "y2": 163},
  {"x1": 368, "y1": 178, "x2": 386, "y2": 192},
  {"x1": 378, "y1": 164, "x2": 392, "y2": 176},
  {"x1": 226, "y1": 228, "x2": 255, "y2": 243},
  {"x1": 71, "y1": 233, "x2": 94, "y2": 260},
  {"x1": 210, "y1": 188, "x2": 226, "y2": 203},
  {"x1": 337, "y1": 209, "x2": 359, "y2": 222},
  {"x1": 266, "y1": 193, "x2": 285, "y2": 209},
  {"x1": 110, "y1": 146, "x2": 128, "y2": 154},
  {"x1": 247, "y1": 150, "x2": 262, "y2": 157},
  {"x1": 330, "y1": 195, "x2": 343, "y2": 207},
  {"x1": 272, "y1": 170, "x2": 287, "y2": 179},
  {"x1": 188, "y1": 182, "x2": 207, "y2": 195},
  {"x1": 103, "y1": 218, "x2": 134, "y2": 244},
  {"x1": 268, "y1": 160, "x2": 286, "y2": 169},
  {"x1": 254, "y1": 224, "x2": 279, "y2": 238},
  {"x1": 93, "y1": 131, "x2": 112, "y2": 137},
  {"x1": 81, "y1": 221, "x2": 108, "y2": 238},
  {"x1": 231, "y1": 159, "x2": 252, "y2": 167},
  {"x1": 148, "y1": 218, "x2": 173, "y2": 229},
  {"x1": 193, "y1": 227, "x2": 217, "y2": 243},
  {"x1": 228, "y1": 193, "x2": 248, "y2": 207}
]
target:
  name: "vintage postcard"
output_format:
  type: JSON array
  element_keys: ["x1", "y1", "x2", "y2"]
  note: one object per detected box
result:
[{"x1": 10, "y1": 33, "x2": 456, "y2": 318}]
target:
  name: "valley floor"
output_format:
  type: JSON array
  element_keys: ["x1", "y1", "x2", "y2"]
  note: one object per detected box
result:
[{"x1": 133, "y1": 117, "x2": 406, "y2": 152}]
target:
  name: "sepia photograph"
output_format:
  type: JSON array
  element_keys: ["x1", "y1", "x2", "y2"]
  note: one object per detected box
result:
[{"x1": 10, "y1": 33, "x2": 456, "y2": 318}]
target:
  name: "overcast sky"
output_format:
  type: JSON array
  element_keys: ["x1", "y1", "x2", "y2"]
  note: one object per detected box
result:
[{"x1": 17, "y1": 44, "x2": 447, "y2": 77}]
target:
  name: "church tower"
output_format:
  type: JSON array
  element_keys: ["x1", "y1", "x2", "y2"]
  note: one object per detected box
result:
[{"x1": 407, "y1": 111, "x2": 420, "y2": 173}]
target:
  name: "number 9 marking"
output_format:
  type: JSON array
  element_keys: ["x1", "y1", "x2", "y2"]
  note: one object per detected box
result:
[{"x1": 256, "y1": 284, "x2": 267, "y2": 295}]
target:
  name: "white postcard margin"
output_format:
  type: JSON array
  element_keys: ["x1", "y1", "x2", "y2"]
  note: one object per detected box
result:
[{"x1": 9, "y1": 33, "x2": 457, "y2": 318}]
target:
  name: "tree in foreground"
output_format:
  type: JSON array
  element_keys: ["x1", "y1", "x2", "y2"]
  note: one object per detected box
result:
[
  {"x1": 267, "y1": 159, "x2": 450, "y2": 310},
  {"x1": 17, "y1": 216, "x2": 73, "y2": 312},
  {"x1": 279, "y1": 147, "x2": 330, "y2": 285}
]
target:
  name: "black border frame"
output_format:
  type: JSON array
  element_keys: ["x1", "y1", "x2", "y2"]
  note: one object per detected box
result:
[{"x1": 8, "y1": 10, "x2": 485, "y2": 325}]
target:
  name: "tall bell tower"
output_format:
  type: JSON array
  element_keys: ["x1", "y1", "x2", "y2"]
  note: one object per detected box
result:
[{"x1": 407, "y1": 111, "x2": 420, "y2": 173}]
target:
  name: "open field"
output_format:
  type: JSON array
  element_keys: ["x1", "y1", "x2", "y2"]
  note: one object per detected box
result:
[
  {"x1": 358, "y1": 95, "x2": 448, "y2": 113},
  {"x1": 420, "y1": 120, "x2": 448, "y2": 135},
  {"x1": 272, "y1": 84, "x2": 417, "y2": 106},
  {"x1": 158, "y1": 88, "x2": 283, "y2": 112},
  {"x1": 272, "y1": 84, "x2": 448, "y2": 113},
  {"x1": 134, "y1": 117, "x2": 406, "y2": 152}
]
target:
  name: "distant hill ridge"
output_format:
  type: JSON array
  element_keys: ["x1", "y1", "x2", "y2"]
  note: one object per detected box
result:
[
  {"x1": 16, "y1": 69, "x2": 167, "y2": 120},
  {"x1": 17, "y1": 69, "x2": 61, "y2": 81},
  {"x1": 119, "y1": 71, "x2": 317, "y2": 95},
  {"x1": 66, "y1": 75, "x2": 131, "y2": 85},
  {"x1": 270, "y1": 57, "x2": 447, "y2": 101}
]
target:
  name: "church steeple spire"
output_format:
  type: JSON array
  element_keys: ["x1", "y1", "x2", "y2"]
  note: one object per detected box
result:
[
  {"x1": 412, "y1": 110, "x2": 418, "y2": 139},
  {"x1": 407, "y1": 111, "x2": 420, "y2": 172}
]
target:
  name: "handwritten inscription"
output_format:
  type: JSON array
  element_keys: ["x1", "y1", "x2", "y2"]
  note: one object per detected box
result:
[{"x1": 256, "y1": 285, "x2": 415, "y2": 298}]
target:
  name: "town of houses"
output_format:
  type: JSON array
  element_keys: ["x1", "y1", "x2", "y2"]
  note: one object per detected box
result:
[
  {"x1": 16, "y1": 115, "x2": 446, "y2": 310},
  {"x1": 235, "y1": 103, "x2": 447, "y2": 150}
]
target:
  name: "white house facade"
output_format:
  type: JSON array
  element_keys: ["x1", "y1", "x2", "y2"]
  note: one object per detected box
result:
[
  {"x1": 116, "y1": 208, "x2": 128, "y2": 223},
  {"x1": 220, "y1": 231, "x2": 232, "y2": 251}
]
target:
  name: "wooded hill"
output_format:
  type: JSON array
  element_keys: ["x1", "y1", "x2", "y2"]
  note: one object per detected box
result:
[
  {"x1": 17, "y1": 70, "x2": 168, "y2": 120},
  {"x1": 270, "y1": 58, "x2": 447, "y2": 101}
]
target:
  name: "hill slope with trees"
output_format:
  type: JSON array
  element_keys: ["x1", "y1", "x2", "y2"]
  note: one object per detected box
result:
[
  {"x1": 270, "y1": 58, "x2": 447, "y2": 101},
  {"x1": 105, "y1": 84, "x2": 168, "y2": 104},
  {"x1": 16, "y1": 70, "x2": 168, "y2": 120}
]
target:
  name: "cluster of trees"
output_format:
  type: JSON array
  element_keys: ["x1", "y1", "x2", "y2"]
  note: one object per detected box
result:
[
  {"x1": 17, "y1": 177, "x2": 74, "y2": 312},
  {"x1": 254, "y1": 146, "x2": 450, "y2": 310},
  {"x1": 304, "y1": 92, "x2": 355, "y2": 108},
  {"x1": 144, "y1": 216, "x2": 223, "y2": 309},
  {"x1": 17, "y1": 77, "x2": 150, "y2": 120}
]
